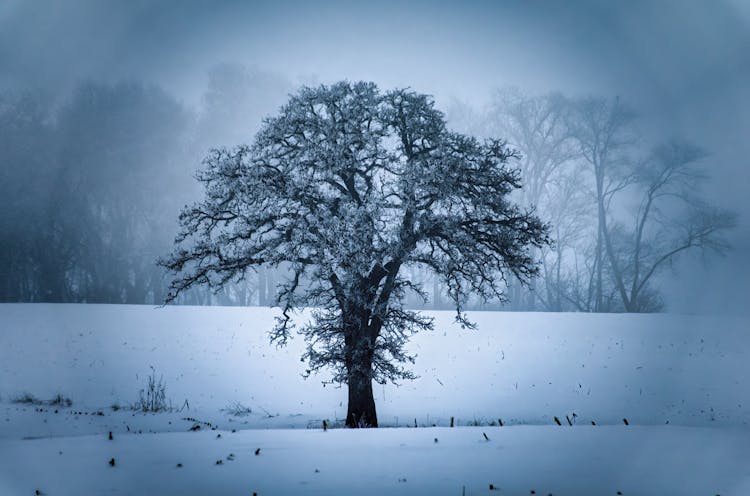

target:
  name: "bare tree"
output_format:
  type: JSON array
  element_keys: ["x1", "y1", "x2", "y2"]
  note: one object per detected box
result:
[
  {"x1": 489, "y1": 89, "x2": 577, "y2": 210},
  {"x1": 606, "y1": 141, "x2": 736, "y2": 311},
  {"x1": 454, "y1": 92, "x2": 735, "y2": 314},
  {"x1": 537, "y1": 165, "x2": 594, "y2": 311},
  {"x1": 486, "y1": 88, "x2": 580, "y2": 310},
  {"x1": 566, "y1": 96, "x2": 636, "y2": 311},
  {"x1": 161, "y1": 82, "x2": 548, "y2": 427}
]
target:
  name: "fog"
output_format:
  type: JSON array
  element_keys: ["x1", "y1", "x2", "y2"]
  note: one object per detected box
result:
[{"x1": 1, "y1": 0, "x2": 748, "y2": 313}]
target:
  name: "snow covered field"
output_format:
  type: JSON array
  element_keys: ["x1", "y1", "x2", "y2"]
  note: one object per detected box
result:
[
  {"x1": 1, "y1": 303, "x2": 749, "y2": 494},
  {"x1": 2, "y1": 425, "x2": 748, "y2": 495}
]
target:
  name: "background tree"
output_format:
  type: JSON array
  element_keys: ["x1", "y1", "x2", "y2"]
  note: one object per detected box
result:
[
  {"x1": 53, "y1": 82, "x2": 192, "y2": 303},
  {"x1": 486, "y1": 88, "x2": 579, "y2": 310},
  {"x1": 478, "y1": 90, "x2": 736, "y2": 313},
  {"x1": 536, "y1": 165, "x2": 593, "y2": 311},
  {"x1": 0, "y1": 71, "x2": 293, "y2": 306},
  {"x1": 162, "y1": 81, "x2": 548, "y2": 427},
  {"x1": 603, "y1": 141, "x2": 737, "y2": 311},
  {"x1": 566, "y1": 96, "x2": 636, "y2": 312},
  {"x1": 0, "y1": 90, "x2": 58, "y2": 301}
]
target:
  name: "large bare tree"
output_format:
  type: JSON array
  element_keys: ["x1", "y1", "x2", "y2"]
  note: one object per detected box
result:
[{"x1": 161, "y1": 81, "x2": 548, "y2": 427}]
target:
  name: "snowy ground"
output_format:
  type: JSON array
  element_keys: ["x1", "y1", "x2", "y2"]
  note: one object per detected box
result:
[
  {"x1": 2, "y1": 426, "x2": 748, "y2": 495},
  {"x1": 1, "y1": 303, "x2": 748, "y2": 494}
]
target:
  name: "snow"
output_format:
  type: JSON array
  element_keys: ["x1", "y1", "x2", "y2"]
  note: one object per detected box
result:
[
  {"x1": 1, "y1": 303, "x2": 749, "y2": 494},
  {"x1": 2, "y1": 426, "x2": 748, "y2": 495}
]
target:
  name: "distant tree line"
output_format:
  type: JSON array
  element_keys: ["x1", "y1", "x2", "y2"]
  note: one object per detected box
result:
[
  {"x1": 0, "y1": 65, "x2": 290, "y2": 305},
  {"x1": 0, "y1": 72, "x2": 735, "y2": 312}
]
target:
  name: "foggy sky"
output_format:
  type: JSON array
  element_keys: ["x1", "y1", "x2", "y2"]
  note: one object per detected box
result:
[{"x1": 1, "y1": 0, "x2": 748, "y2": 314}]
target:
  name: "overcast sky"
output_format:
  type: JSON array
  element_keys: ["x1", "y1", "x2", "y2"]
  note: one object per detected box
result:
[{"x1": 1, "y1": 0, "x2": 748, "y2": 313}]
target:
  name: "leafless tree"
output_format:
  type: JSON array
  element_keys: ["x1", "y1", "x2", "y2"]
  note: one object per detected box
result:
[
  {"x1": 486, "y1": 88, "x2": 580, "y2": 310},
  {"x1": 566, "y1": 96, "x2": 636, "y2": 311},
  {"x1": 605, "y1": 141, "x2": 737, "y2": 311},
  {"x1": 161, "y1": 82, "x2": 548, "y2": 427}
]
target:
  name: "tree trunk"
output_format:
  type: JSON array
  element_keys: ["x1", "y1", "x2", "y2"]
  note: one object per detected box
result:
[
  {"x1": 344, "y1": 318, "x2": 378, "y2": 428},
  {"x1": 346, "y1": 366, "x2": 377, "y2": 427},
  {"x1": 594, "y1": 166, "x2": 605, "y2": 313}
]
